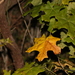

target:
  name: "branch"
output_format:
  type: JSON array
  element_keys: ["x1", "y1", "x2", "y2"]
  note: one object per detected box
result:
[
  {"x1": 21, "y1": 18, "x2": 32, "y2": 51},
  {"x1": 0, "y1": 0, "x2": 24, "y2": 69},
  {"x1": 17, "y1": 0, "x2": 33, "y2": 41}
]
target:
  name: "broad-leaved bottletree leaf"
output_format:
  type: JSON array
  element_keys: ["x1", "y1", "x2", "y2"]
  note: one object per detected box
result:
[{"x1": 26, "y1": 34, "x2": 61, "y2": 61}]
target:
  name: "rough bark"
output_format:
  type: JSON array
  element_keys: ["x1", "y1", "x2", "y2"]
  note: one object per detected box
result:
[{"x1": 0, "y1": 0, "x2": 24, "y2": 69}]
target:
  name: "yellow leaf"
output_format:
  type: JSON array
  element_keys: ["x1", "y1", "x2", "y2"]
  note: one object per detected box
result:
[
  {"x1": 26, "y1": 34, "x2": 61, "y2": 61},
  {"x1": 62, "y1": 0, "x2": 72, "y2": 5}
]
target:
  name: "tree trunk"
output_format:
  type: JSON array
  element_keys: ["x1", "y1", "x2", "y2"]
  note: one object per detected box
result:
[{"x1": 0, "y1": 0, "x2": 24, "y2": 69}]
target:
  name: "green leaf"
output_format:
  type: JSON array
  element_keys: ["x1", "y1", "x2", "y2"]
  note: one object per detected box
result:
[
  {"x1": 31, "y1": 0, "x2": 42, "y2": 6},
  {"x1": 71, "y1": 9, "x2": 75, "y2": 15},
  {"x1": 31, "y1": 5, "x2": 41, "y2": 17},
  {"x1": 55, "y1": 11, "x2": 75, "y2": 39},
  {"x1": 53, "y1": 0, "x2": 62, "y2": 4},
  {"x1": 3, "y1": 70, "x2": 11, "y2": 75},
  {"x1": 69, "y1": 46, "x2": 75, "y2": 56},
  {"x1": 60, "y1": 32, "x2": 67, "y2": 42},
  {"x1": 58, "y1": 32, "x2": 67, "y2": 49},
  {"x1": 42, "y1": 1, "x2": 75, "y2": 44},
  {"x1": 23, "y1": 5, "x2": 41, "y2": 17},
  {"x1": 67, "y1": 2, "x2": 75, "y2": 14},
  {"x1": 23, "y1": 9, "x2": 32, "y2": 17},
  {"x1": 64, "y1": 37, "x2": 75, "y2": 45},
  {"x1": 58, "y1": 42, "x2": 66, "y2": 49},
  {"x1": 69, "y1": 67, "x2": 75, "y2": 71},
  {"x1": 12, "y1": 62, "x2": 45, "y2": 75},
  {"x1": 40, "y1": 1, "x2": 64, "y2": 22},
  {"x1": 69, "y1": 55, "x2": 75, "y2": 58},
  {"x1": 12, "y1": 62, "x2": 35, "y2": 75},
  {"x1": 23, "y1": 0, "x2": 32, "y2": 8},
  {"x1": 62, "y1": 0, "x2": 72, "y2": 4},
  {"x1": 48, "y1": 8, "x2": 67, "y2": 33},
  {"x1": 48, "y1": 18, "x2": 56, "y2": 32},
  {"x1": 26, "y1": 65, "x2": 44, "y2": 75},
  {"x1": 67, "y1": 2, "x2": 75, "y2": 11}
]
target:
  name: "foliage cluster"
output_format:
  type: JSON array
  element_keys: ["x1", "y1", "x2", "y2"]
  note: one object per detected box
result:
[
  {"x1": 3, "y1": 0, "x2": 75, "y2": 75},
  {"x1": 3, "y1": 62, "x2": 45, "y2": 75},
  {"x1": 0, "y1": 38, "x2": 12, "y2": 47}
]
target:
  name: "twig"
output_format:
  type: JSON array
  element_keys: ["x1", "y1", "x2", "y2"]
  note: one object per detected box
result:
[
  {"x1": 45, "y1": 66, "x2": 57, "y2": 75},
  {"x1": 21, "y1": 18, "x2": 32, "y2": 51},
  {"x1": 11, "y1": 16, "x2": 22, "y2": 29},
  {"x1": 58, "y1": 57, "x2": 70, "y2": 75},
  {"x1": 17, "y1": 0, "x2": 33, "y2": 41},
  {"x1": 24, "y1": 20, "x2": 33, "y2": 42},
  {"x1": 6, "y1": 0, "x2": 11, "y2": 26},
  {"x1": 0, "y1": 0, "x2": 4, "y2": 4},
  {"x1": 58, "y1": 57, "x2": 75, "y2": 67},
  {"x1": 1, "y1": 46, "x2": 8, "y2": 70}
]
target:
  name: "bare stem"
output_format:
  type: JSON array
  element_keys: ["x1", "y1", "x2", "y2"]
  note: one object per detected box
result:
[
  {"x1": 21, "y1": 18, "x2": 32, "y2": 51},
  {"x1": 17, "y1": 0, "x2": 33, "y2": 40},
  {"x1": 58, "y1": 57, "x2": 70, "y2": 75},
  {"x1": 45, "y1": 66, "x2": 57, "y2": 75}
]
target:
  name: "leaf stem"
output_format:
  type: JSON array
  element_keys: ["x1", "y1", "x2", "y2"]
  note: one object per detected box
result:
[
  {"x1": 58, "y1": 57, "x2": 75, "y2": 67},
  {"x1": 58, "y1": 57, "x2": 70, "y2": 75},
  {"x1": 44, "y1": 66, "x2": 57, "y2": 75}
]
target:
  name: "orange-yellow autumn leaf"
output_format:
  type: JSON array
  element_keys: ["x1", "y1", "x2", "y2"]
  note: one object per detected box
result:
[{"x1": 26, "y1": 34, "x2": 61, "y2": 61}]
